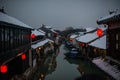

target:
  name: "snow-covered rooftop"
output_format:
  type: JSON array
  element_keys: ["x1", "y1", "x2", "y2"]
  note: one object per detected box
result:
[
  {"x1": 89, "y1": 35, "x2": 106, "y2": 49},
  {"x1": 70, "y1": 34, "x2": 78, "y2": 38},
  {"x1": 85, "y1": 27, "x2": 96, "y2": 32},
  {"x1": 0, "y1": 12, "x2": 33, "y2": 29},
  {"x1": 76, "y1": 32, "x2": 97, "y2": 43},
  {"x1": 44, "y1": 25, "x2": 57, "y2": 33},
  {"x1": 32, "y1": 29, "x2": 45, "y2": 36},
  {"x1": 98, "y1": 13, "x2": 115, "y2": 22},
  {"x1": 45, "y1": 26, "x2": 52, "y2": 29},
  {"x1": 38, "y1": 29, "x2": 46, "y2": 34},
  {"x1": 97, "y1": 11, "x2": 120, "y2": 24},
  {"x1": 92, "y1": 58, "x2": 120, "y2": 80},
  {"x1": 31, "y1": 39, "x2": 54, "y2": 49},
  {"x1": 50, "y1": 28, "x2": 57, "y2": 33},
  {"x1": 76, "y1": 27, "x2": 107, "y2": 43}
]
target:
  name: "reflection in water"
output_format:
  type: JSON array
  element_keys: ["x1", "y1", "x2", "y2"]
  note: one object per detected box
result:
[
  {"x1": 65, "y1": 57, "x2": 112, "y2": 80},
  {"x1": 30, "y1": 48, "x2": 59, "y2": 80},
  {"x1": 31, "y1": 45, "x2": 113, "y2": 80}
]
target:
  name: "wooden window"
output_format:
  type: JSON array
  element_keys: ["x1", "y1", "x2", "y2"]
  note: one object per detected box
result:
[
  {"x1": 116, "y1": 43, "x2": 118, "y2": 50},
  {"x1": 0, "y1": 26, "x2": 4, "y2": 53},
  {"x1": 10, "y1": 28, "x2": 14, "y2": 49},
  {"x1": 116, "y1": 34, "x2": 118, "y2": 40},
  {"x1": 4, "y1": 27, "x2": 9, "y2": 51}
]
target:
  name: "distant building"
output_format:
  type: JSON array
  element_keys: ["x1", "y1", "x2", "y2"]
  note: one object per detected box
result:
[
  {"x1": 69, "y1": 34, "x2": 78, "y2": 47},
  {"x1": 39, "y1": 24, "x2": 58, "y2": 40},
  {"x1": 0, "y1": 10, "x2": 33, "y2": 79},
  {"x1": 97, "y1": 11, "x2": 120, "y2": 61}
]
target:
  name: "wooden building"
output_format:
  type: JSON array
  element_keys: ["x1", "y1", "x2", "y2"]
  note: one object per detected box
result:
[
  {"x1": 0, "y1": 11, "x2": 32, "y2": 79},
  {"x1": 97, "y1": 11, "x2": 120, "y2": 61},
  {"x1": 31, "y1": 29, "x2": 54, "y2": 69},
  {"x1": 76, "y1": 27, "x2": 107, "y2": 58},
  {"x1": 31, "y1": 29, "x2": 45, "y2": 69},
  {"x1": 39, "y1": 24, "x2": 58, "y2": 41}
]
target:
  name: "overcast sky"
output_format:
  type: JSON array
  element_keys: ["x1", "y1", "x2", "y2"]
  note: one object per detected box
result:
[{"x1": 0, "y1": 0, "x2": 120, "y2": 30}]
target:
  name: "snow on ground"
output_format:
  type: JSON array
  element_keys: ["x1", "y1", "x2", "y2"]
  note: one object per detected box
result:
[{"x1": 92, "y1": 57, "x2": 120, "y2": 80}]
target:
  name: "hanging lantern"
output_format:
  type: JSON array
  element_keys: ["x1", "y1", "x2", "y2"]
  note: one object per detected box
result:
[
  {"x1": 82, "y1": 43, "x2": 84, "y2": 47},
  {"x1": 86, "y1": 44, "x2": 88, "y2": 47},
  {"x1": 97, "y1": 28, "x2": 103, "y2": 37},
  {"x1": 0, "y1": 65, "x2": 8, "y2": 74},
  {"x1": 54, "y1": 33, "x2": 58, "y2": 37},
  {"x1": 31, "y1": 34, "x2": 36, "y2": 39},
  {"x1": 21, "y1": 53, "x2": 26, "y2": 60}
]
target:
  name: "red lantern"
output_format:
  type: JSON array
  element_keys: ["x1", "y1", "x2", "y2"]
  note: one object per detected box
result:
[
  {"x1": 54, "y1": 33, "x2": 58, "y2": 37},
  {"x1": 0, "y1": 65, "x2": 8, "y2": 74},
  {"x1": 97, "y1": 28, "x2": 103, "y2": 37},
  {"x1": 86, "y1": 44, "x2": 88, "y2": 47},
  {"x1": 31, "y1": 34, "x2": 36, "y2": 39},
  {"x1": 82, "y1": 43, "x2": 84, "y2": 47},
  {"x1": 21, "y1": 53, "x2": 26, "y2": 60}
]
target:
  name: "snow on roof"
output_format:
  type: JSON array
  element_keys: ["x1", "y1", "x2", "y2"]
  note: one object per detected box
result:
[
  {"x1": 85, "y1": 27, "x2": 96, "y2": 32},
  {"x1": 44, "y1": 25, "x2": 57, "y2": 33},
  {"x1": 38, "y1": 29, "x2": 46, "y2": 34},
  {"x1": 97, "y1": 11, "x2": 120, "y2": 24},
  {"x1": 97, "y1": 13, "x2": 115, "y2": 22},
  {"x1": 0, "y1": 12, "x2": 33, "y2": 29},
  {"x1": 76, "y1": 27, "x2": 107, "y2": 43},
  {"x1": 100, "y1": 26, "x2": 107, "y2": 31},
  {"x1": 31, "y1": 38, "x2": 54, "y2": 49},
  {"x1": 45, "y1": 26, "x2": 52, "y2": 29},
  {"x1": 89, "y1": 35, "x2": 106, "y2": 49},
  {"x1": 92, "y1": 58, "x2": 120, "y2": 80},
  {"x1": 76, "y1": 31, "x2": 98, "y2": 43},
  {"x1": 32, "y1": 29, "x2": 45, "y2": 36},
  {"x1": 70, "y1": 34, "x2": 78, "y2": 38},
  {"x1": 50, "y1": 28, "x2": 57, "y2": 33}
]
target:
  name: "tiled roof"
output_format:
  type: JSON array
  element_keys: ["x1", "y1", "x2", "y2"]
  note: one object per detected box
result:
[{"x1": 0, "y1": 12, "x2": 33, "y2": 29}]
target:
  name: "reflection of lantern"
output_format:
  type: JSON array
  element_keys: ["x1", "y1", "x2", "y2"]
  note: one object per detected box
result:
[
  {"x1": 54, "y1": 33, "x2": 57, "y2": 37},
  {"x1": 31, "y1": 34, "x2": 36, "y2": 39},
  {"x1": 0, "y1": 65, "x2": 8, "y2": 74},
  {"x1": 82, "y1": 43, "x2": 84, "y2": 47},
  {"x1": 97, "y1": 28, "x2": 103, "y2": 37},
  {"x1": 86, "y1": 44, "x2": 88, "y2": 47},
  {"x1": 41, "y1": 74, "x2": 44, "y2": 77},
  {"x1": 78, "y1": 42, "x2": 81, "y2": 46},
  {"x1": 39, "y1": 47, "x2": 41, "y2": 50},
  {"x1": 21, "y1": 53, "x2": 26, "y2": 60}
]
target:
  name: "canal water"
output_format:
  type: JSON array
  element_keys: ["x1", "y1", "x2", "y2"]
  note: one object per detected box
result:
[{"x1": 30, "y1": 44, "x2": 112, "y2": 80}]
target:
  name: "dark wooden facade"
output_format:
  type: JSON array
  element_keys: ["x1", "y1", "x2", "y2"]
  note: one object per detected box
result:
[
  {"x1": 0, "y1": 20, "x2": 31, "y2": 79},
  {"x1": 97, "y1": 13, "x2": 120, "y2": 61},
  {"x1": 107, "y1": 21, "x2": 120, "y2": 60}
]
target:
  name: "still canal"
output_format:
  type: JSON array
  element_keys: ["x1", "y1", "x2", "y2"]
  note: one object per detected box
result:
[{"x1": 30, "y1": 44, "x2": 112, "y2": 80}]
